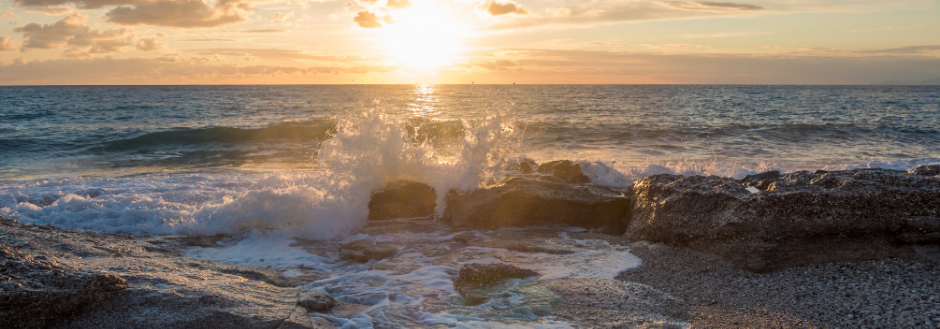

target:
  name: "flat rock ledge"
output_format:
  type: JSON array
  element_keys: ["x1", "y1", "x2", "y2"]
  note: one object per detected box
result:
[
  {"x1": 625, "y1": 168, "x2": 940, "y2": 272},
  {"x1": 0, "y1": 216, "x2": 324, "y2": 329},
  {"x1": 443, "y1": 177, "x2": 632, "y2": 232}
]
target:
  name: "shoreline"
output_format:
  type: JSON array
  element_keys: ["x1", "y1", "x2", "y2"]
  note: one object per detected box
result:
[{"x1": 3, "y1": 163, "x2": 940, "y2": 328}]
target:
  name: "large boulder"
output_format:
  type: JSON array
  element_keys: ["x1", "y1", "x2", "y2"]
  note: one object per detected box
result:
[
  {"x1": 625, "y1": 169, "x2": 940, "y2": 272},
  {"x1": 367, "y1": 180, "x2": 436, "y2": 220},
  {"x1": 443, "y1": 177, "x2": 632, "y2": 232}
]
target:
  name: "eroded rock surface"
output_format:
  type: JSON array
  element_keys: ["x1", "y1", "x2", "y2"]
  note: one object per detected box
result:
[
  {"x1": 0, "y1": 216, "x2": 324, "y2": 329},
  {"x1": 454, "y1": 263, "x2": 538, "y2": 305},
  {"x1": 367, "y1": 180, "x2": 437, "y2": 220},
  {"x1": 626, "y1": 169, "x2": 940, "y2": 271},
  {"x1": 339, "y1": 239, "x2": 399, "y2": 263},
  {"x1": 443, "y1": 177, "x2": 632, "y2": 232}
]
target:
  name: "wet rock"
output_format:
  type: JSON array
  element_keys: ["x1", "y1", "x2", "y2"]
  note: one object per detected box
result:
[
  {"x1": 367, "y1": 180, "x2": 437, "y2": 220},
  {"x1": 538, "y1": 160, "x2": 591, "y2": 184},
  {"x1": 909, "y1": 165, "x2": 940, "y2": 177},
  {"x1": 339, "y1": 239, "x2": 399, "y2": 263},
  {"x1": 0, "y1": 216, "x2": 318, "y2": 328},
  {"x1": 452, "y1": 232, "x2": 478, "y2": 243},
  {"x1": 739, "y1": 170, "x2": 781, "y2": 190},
  {"x1": 625, "y1": 169, "x2": 940, "y2": 272},
  {"x1": 519, "y1": 158, "x2": 538, "y2": 174},
  {"x1": 297, "y1": 291, "x2": 337, "y2": 312},
  {"x1": 443, "y1": 177, "x2": 632, "y2": 232},
  {"x1": 454, "y1": 263, "x2": 539, "y2": 305}
]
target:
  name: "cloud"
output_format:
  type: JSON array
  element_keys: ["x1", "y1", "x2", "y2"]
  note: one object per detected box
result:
[
  {"x1": 180, "y1": 38, "x2": 237, "y2": 42},
  {"x1": 852, "y1": 25, "x2": 940, "y2": 32},
  {"x1": 13, "y1": 0, "x2": 139, "y2": 9},
  {"x1": 105, "y1": 0, "x2": 251, "y2": 28},
  {"x1": 241, "y1": 29, "x2": 289, "y2": 33},
  {"x1": 1, "y1": 11, "x2": 21, "y2": 18},
  {"x1": 479, "y1": 0, "x2": 528, "y2": 16},
  {"x1": 0, "y1": 57, "x2": 395, "y2": 84},
  {"x1": 136, "y1": 37, "x2": 165, "y2": 51},
  {"x1": 455, "y1": 48, "x2": 940, "y2": 84},
  {"x1": 353, "y1": 10, "x2": 382, "y2": 28},
  {"x1": 658, "y1": 1, "x2": 762, "y2": 11},
  {"x1": 486, "y1": 3, "x2": 703, "y2": 30},
  {"x1": 14, "y1": 13, "x2": 135, "y2": 56},
  {"x1": 186, "y1": 47, "x2": 367, "y2": 62},
  {"x1": 385, "y1": 0, "x2": 409, "y2": 9},
  {"x1": 273, "y1": 12, "x2": 293, "y2": 22},
  {"x1": 0, "y1": 36, "x2": 16, "y2": 51},
  {"x1": 475, "y1": 59, "x2": 518, "y2": 70},
  {"x1": 862, "y1": 45, "x2": 940, "y2": 54}
]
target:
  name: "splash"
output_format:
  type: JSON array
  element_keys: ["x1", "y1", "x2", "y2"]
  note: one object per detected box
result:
[{"x1": 0, "y1": 98, "x2": 527, "y2": 239}]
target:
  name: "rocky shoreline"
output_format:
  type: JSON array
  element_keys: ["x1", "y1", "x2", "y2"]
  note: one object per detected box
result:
[{"x1": 3, "y1": 162, "x2": 940, "y2": 328}]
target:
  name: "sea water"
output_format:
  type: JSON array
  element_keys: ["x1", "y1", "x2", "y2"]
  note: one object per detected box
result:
[{"x1": 2, "y1": 85, "x2": 939, "y2": 327}]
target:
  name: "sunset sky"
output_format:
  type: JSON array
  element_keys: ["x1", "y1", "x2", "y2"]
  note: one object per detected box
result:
[{"x1": 1, "y1": 0, "x2": 939, "y2": 84}]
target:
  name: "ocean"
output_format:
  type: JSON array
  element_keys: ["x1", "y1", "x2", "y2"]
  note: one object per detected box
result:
[{"x1": 2, "y1": 85, "x2": 939, "y2": 327}]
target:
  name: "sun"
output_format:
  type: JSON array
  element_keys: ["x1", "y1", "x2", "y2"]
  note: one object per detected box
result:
[{"x1": 382, "y1": 1, "x2": 466, "y2": 71}]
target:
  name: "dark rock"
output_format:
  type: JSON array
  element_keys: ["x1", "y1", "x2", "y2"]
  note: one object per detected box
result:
[
  {"x1": 909, "y1": 165, "x2": 940, "y2": 177},
  {"x1": 339, "y1": 239, "x2": 398, "y2": 263},
  {"x1": 297, "y1": 292, "x2": 337, "y2": 312},
  {"x1": 367, "y1": 180, "x2": 437, "y2": 220},
  {"x1": 454, "y1": 263, "x2": 538, "y2": 305},
  {"x1": 538, "y1": 160, "x2": 591, "y2": 184},
  {"x1": 0, "y1": 216, "x2": 320, "y2": 329},
  {"x1": 739, "y1": 170, "x2": 781, "y2": 191},
  {"x1": 519, "y1": 158, "x2": 538, "y2": 174},
  {"x1": 443, "y1": 177, "x2": 632, "y2": 232},
  {"x1": 626, "y1": 169, "x2": 940, "y2": 272}
]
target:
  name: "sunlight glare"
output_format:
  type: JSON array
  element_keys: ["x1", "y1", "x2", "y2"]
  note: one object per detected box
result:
[{"x1": 383, "y1": 1, "x2": 466, "y2": 71}]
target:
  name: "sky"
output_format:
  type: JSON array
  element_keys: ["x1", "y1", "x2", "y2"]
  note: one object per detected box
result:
[{"x1": 0, "y1": 0, "x2": 939, "y2": 84}]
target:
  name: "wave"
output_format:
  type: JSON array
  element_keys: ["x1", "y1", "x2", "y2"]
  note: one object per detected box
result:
[
  {"x1": 91, "y1": 120, "x2": 338, "y2": 153},
  {"x1": 0, "y1": 103, "x2": 527, "y2": 239}
]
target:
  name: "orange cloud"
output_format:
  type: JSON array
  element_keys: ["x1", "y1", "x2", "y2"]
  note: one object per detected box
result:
[
  {"x1": 386, "y1": 0, "x2": 409, "y2": 9},
  {"x1": 136, "y1": 37, "x2": 165, "y2": 51},
  {"x1": 14, "y1": 13, "x2": 135, "y2": 56},
  {"x1": 479, "y1": 0, "x2": 528, "y2": 16},
  {"x1": 353, "y1": 11, "x2": 382, "y2": 28},
  {"x1": 273, "y1": 12, "x2": 293, "y2": 22},
  {"x1": 658, "y1": 1, "x2": 762, "y2": 12},
  {"x1": 0, "y1": 36, "x2": 16, "y2": 51},
  {"x1": 106, "y1": 0, "x2": 251, "y2": 28}
]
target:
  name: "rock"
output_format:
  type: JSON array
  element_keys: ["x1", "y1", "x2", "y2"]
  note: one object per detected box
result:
[
  {"x1": 443, "y1": 177, "x2": 632, "y2": 232},
  {"x1": 297, "y1": 292, "x2": 337, "y2": 312},
  {"x1": 452, "y1": 232, "x2": 478, "y2": 243},
  {"x1": 625, "y1": 169, "x2": 940, "y2": 272},
  {"x1": 0, "y1": 216, "x2": 320, "y2": 328},
  {"x1": 339, "y1": 239, "x2": 398, "y2": 263},
  {"x1": 519, "y1": 158, "x2": 538, "y2": 174},
  {"x1": 538, "y1": 160, "x2": 591, "y2": 184},
  {"x1": 909, "y1": 165, "x2": 940, "y2": 177},
  {"x1": 739, "y1": 170, "x2": 781, "y2": 190},
  {"x1": 454, "y1": 263, "x2": 539, "y2": 305},
  {"x1": 367, "y1": 180, "x2": 436, "y2": 220}
]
